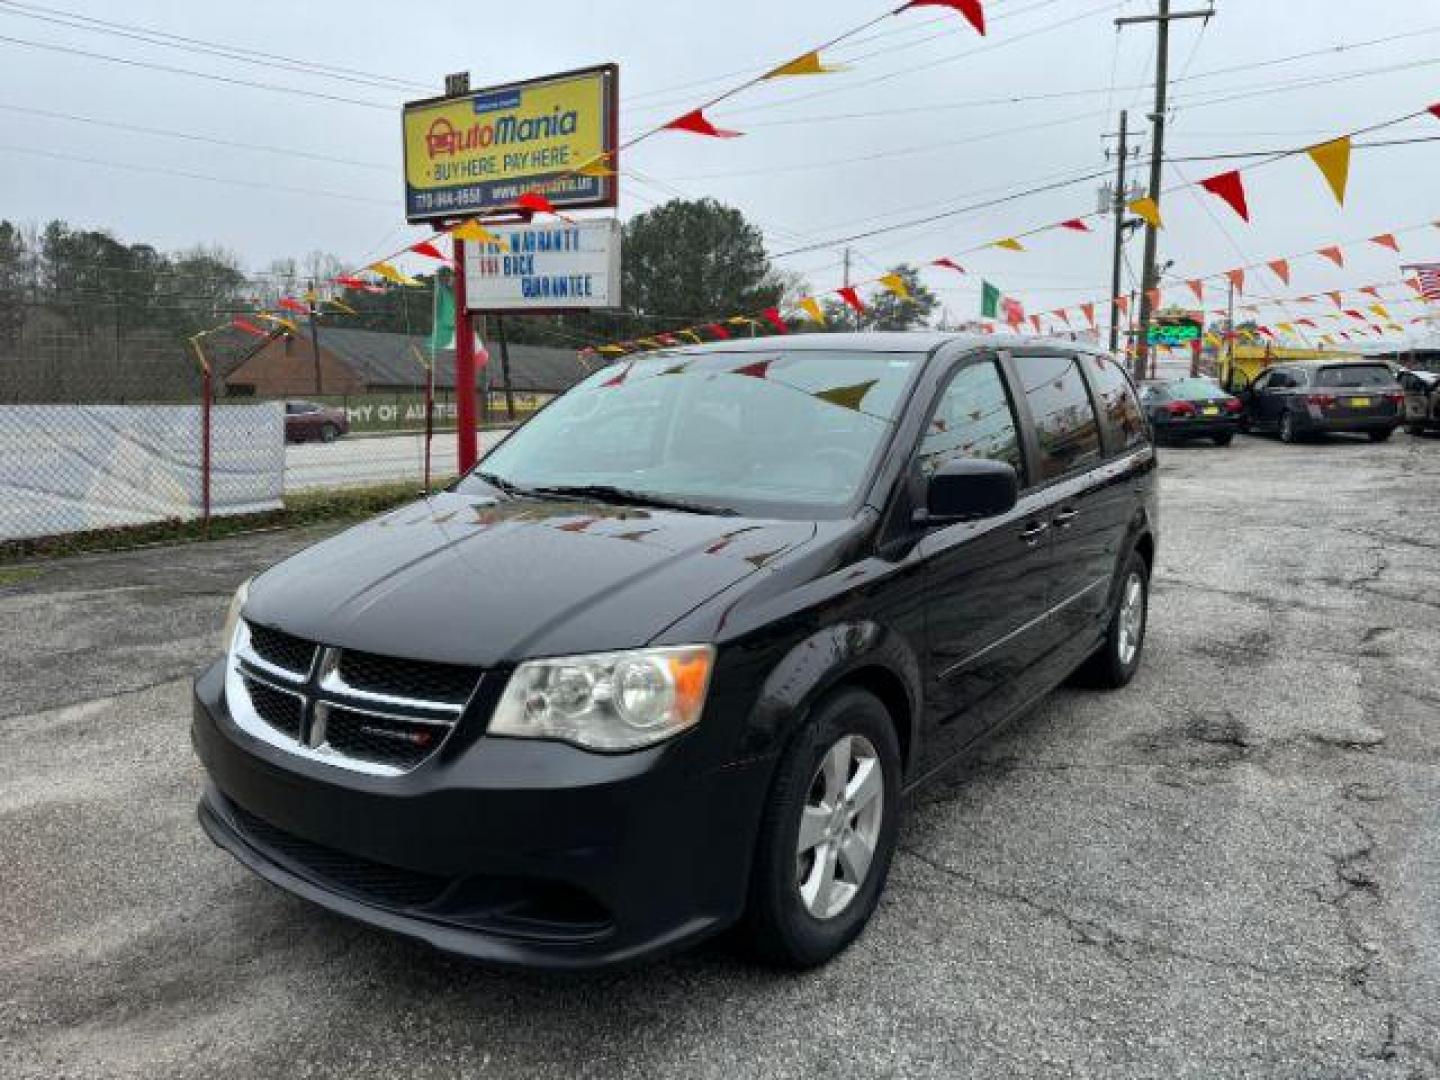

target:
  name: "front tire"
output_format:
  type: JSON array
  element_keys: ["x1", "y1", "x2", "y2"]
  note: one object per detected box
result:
[
  {"x1": 320, "y1": 423, "x2": 339, "y2": 443},
  {"x1": 1406, "y1": 424, "x2": 1427, "y2": 436},
  {"x1": 1213, "y1": 432, "x2": 1234, "y2": 447},
  {"x1": 1074, "y1": 550, "x2": 1149, "y2": 689},
  {"x1": 1280, "y1": 411, "x2": 1299, "y2": 444},
  {"x1": 742, "y1": 688, "x2": 902, "y2": 969},
  {"x1": 1367, "y1": 428, "x2": 1393, "y2": 443}
]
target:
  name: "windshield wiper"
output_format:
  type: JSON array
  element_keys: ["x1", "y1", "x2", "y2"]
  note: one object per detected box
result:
[
  {"x1": 528, "y1": 484, "x2": 738, "y2": 516},
  {"x1": 472, "y1": 470, "x2": 539, "y2": 499}
]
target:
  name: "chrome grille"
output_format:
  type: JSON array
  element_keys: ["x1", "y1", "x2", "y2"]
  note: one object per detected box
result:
[{"x1": 226, "y1": 620, "x2": 477, "y2": 777}]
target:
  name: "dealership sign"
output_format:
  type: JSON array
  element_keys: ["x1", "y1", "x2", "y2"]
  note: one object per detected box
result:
[
  {"x1": 1148, "y1": 320, "x2": 1202, "y2": 345},
  {"x1": 462, "y1": 219, "x2": 621, "y2": 311},
  {"x1": 402, "y1": 64, "x2": 618, "y2": 223}
]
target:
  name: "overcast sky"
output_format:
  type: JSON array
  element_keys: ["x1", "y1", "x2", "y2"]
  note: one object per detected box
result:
[{"x1": 1, "y1": 0, "x2": 1438, "y2": 333}]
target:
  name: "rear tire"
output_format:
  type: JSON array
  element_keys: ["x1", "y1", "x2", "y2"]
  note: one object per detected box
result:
[
  {"x1": 1279, "y1": 411, "x2": 1299, "y2": 444},
  {"x1": 1367, "y1": 428, "x2": 1393, "y2": 443},
  {"x1": 1213, "y1": 433, "x2": 1234, "y2": 447},
  {"x1": 742, "y1": 688, "x2": 902, "y2": 969},
  {"x1": 320, "y1": 423, "x2": 339, "y2": 444},
  {"x1": 1073, "y1": 550, "x2": 1149, "y2": 690},
  {"x1": 1406, "y1": 424, "x2": 1427, "y2": 436}
]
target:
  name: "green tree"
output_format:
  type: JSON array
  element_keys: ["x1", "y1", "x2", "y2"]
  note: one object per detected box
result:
[{"x1": 0, "y1": 221, "x2": 28, "y2": 348}]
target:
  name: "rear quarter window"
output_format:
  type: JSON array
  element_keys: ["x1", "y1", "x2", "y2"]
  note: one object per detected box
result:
[
  {"x1": 1084, "y1": 354, "x2": 1148, "y2": 453},
  {"x1": 1013, "y1": 353, "x2": 1103, "y2": 481}
]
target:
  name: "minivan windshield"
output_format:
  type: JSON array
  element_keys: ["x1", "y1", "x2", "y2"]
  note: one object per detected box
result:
[
  {"x1": 464, "y1": 349, "x2": 924, "y2": 518},
  {"x1": 1313, "y1": 364, "x2": 1398, "y2": 389}
]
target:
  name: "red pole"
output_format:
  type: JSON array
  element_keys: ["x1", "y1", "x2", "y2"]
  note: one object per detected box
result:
[
  {"x1": 453, "y1": 235, "x2": 478, "y2": 473},
  {"x1": 201, "y1": 365, "x2": 212, "y2": 527}
]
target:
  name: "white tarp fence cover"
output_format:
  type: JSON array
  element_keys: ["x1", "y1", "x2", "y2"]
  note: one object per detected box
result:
[{"x1": 0, "y1": 403, "x2": 284, "y2": 541}]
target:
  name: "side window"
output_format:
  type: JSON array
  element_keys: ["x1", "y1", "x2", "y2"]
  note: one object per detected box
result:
[
  {"x1": 1012, "y1": 353, "x2": 1103, "y2": 481},
  {"x1": 1084, "y1": 354, "x2": 1147, "y2": 452},
  {"x1": 1251, "y1": 372, "x2": 1271, "y2": 392},
  {"x1": 918, "y1": 359, "x2": 1022, "y2": 478},
  {"x1": 1269, "y1": 372, "x2": 1292, "y2": 389}
]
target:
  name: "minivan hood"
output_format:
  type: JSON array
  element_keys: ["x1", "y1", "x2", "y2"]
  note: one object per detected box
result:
[{"x1": 245, "y1": 491, "x2": 816, "y2": 667}]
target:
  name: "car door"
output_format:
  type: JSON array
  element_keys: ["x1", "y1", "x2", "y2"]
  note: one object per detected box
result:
[
  {"x1": 1005, "y1": 351, "x2": 1114, "y2": 657},
  {"x1": 1254, "y1": 370, "x2": 1291, "y2": 427},
  {"x1": 913, "y1": 354, "x2": 1055, "y2": 768}
]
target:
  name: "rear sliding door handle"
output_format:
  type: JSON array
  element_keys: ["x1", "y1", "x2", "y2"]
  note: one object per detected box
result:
[
  {"x1": 1053, "y1": 508, "x2": 1080, "y2": 529},
  {"x1": 1020, "y1": 521, "x2": 1050, "y2": 545}
]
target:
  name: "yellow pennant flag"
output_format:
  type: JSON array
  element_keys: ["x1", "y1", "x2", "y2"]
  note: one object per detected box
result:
[
  {"x1": 1203, "y1": 332, "x2": 1222, "y2": 348},
  {"x1": 799, "y1": 297, "x2": 826, "y2": 324},
  {"x1": 678, "y1": 330, "x2": 703, "y2": 344},
  {"x1": 450, "y1": 220, "x2": 510, "y2": 249},
  {"x1": 878, "y1": 273, "x2": 911, "y2": 300},
  {"x1": 1307, "y1": 136, "x2": 1351, "y2": 206},
  {"x1": 728, "y1": 315, "x2": 757, "y2": 327},
  {"x1": 992, "y1": 238, "x2": 1025, "y2": 252},
  {"x1": 1276, "y1": 322, "x2": 1295, "y2": 335},
  {"x1": 370, "y1": 262, "x2": 420, "y2": 287},
  {"x1": 1368, "y1": 303, "x2": 1391, "y2": 320},
  {"x1": 576, "y1": 154, "x2": 617, "y2": 178},
  {"x1": 1128, "y1": 197, "x2": 1163, "y2": 229},
  {"x1": 635, "y1": 338, "x2": 661, "y2": 349},
  {"x1": 597, "y1": 344, "x2": 626, "y2": 355},
  {"x1": 1320, "y1": 334, "x2": 1335, "y2": 345},
  {"x1": 764, "y1": 50, "x2": 847, "y2": 79},
  {"x1": 303, "y1": 288, "x2": 318, "y2": 304},
  {"x1": 325, "y1": 298, "x2": 358, "y2": 315},
  {"x1": 255, "y1": 313, "x2": 298, "y2": 334}
]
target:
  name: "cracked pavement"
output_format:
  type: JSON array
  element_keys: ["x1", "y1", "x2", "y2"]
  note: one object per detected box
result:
[{"x1": 2, "y1": 432, "x2": 1439, "y2": 1078}]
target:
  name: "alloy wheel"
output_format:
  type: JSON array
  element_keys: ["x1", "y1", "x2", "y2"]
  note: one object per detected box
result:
[
  {"x1": 796, "y1": 734, "x2": 885, "y2": 920},
  {"x1": 1116, "y1": 571, "x2": 1146, "y2": 667}
]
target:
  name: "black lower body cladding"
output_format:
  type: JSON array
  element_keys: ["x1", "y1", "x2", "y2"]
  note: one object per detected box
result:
[{"x1": 191, "y1": 659, "x2": 774, "y2": 970}]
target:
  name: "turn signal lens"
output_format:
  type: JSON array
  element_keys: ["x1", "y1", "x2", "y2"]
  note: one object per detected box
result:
[
  {"x1": 490, "y1": 645, "x2": 715, "y2": 751},
  {"x1": 220, "y1": 578, "x2": 250, "y2": 654}
]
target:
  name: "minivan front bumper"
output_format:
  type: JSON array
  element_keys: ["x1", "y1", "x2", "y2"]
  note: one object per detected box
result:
[{"x1": 191, "y1": 659, "x2": 773, "y2": 970}]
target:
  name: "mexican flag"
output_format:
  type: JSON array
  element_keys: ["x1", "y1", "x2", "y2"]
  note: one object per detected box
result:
[{"x1": 980, "y1": 280, "x2": 1001, "y2": 319}]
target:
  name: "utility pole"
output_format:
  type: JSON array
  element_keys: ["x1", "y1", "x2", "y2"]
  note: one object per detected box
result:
[
  {"x1": 843, "y1": 246, "x2": 854, "y2": 331},
  {"x1": 1117, "y1": 0, "x2": 1213, "y2": 379},
  {"x1": 1104, "y1": 109, "x2": 1138, "y2": 355},
  {"x1": 307, "y1": 278, "x2": 323, "y2": 395}
]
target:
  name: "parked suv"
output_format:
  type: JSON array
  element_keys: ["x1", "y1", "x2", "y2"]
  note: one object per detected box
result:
[
  {"x1": 284, "y1": 400, "x2": 349, "y2": 443},
  {"x1": 1399, "y1": 368, "x2": 1440, "y2": 434},
  {"x1": 193, "y1": 334, "x2": 1158, "y2": 970},
  {"x1": 1239, "y1": 361, "x2": 1404, "y2": 443}
]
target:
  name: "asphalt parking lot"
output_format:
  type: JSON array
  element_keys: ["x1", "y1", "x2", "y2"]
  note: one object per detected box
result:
[{"x1": 3, "y1": 432, "x2": 1439, "y2": 1078}]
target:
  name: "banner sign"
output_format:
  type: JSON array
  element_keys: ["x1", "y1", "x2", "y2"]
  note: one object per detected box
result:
[
  {"x1": 1148, "y1": 320, "x2": 1202, "y2": 345},
  {"x1": 402, "y1": 64, "x2": 618, "y2": 223},
  {"x1": 463, "y1": 219, "x2": 621, "y2": 311}
]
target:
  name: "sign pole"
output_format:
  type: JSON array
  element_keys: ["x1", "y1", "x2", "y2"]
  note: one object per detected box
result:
[
  {"x1": 453, "y1": 236, "x2": 478, "y2": 474},
  {"x1": 496, "y1": 314, "x2": 517, "y2": 421}
]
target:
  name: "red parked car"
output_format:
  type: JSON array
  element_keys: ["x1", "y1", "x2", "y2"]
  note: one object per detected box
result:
[{"x1": 284, "y1": 401, "x2": 349, "y2": 443}]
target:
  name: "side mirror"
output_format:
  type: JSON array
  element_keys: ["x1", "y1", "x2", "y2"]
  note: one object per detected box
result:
[{"x1": 919, "y1": 458, "x2": 1019, "y2": 526}]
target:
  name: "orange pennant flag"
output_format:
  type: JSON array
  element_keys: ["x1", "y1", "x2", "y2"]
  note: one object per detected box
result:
[
  {"x1": 765, "y1": 50, "x2": 847, "y2": 78},
  {"x1": 1226, "y1": 268, "x2": 1245, "y2": 294},
  {"x1": 1080, "y1": 302, "x2": 1096, "y2": 327},
  {"x1": 1127, "y1": 196, "x2": 1163, "y2": 229},
  {"x1": 1146, "y1": 287, "x2": 1161, "y2": 310},
  {"x1": 1268, "y1": 259, "x2": 1291, "y2": 285},
  {"x1": 1370, "y1": 233, "x2": 1400, "y2": 252},
  {"x1": 1317, "y1": 245, "x2": 1345, "y2": 268},
  {"x1": 1307, "y1": 137, "x2": 1352, "y2": 206},
  {"x1": 1115, "y1": 295, "x2": 1130, "y2": 318},
  {"x1": 1188, "y1": 280, "x2": 1205, "y2": 303}
]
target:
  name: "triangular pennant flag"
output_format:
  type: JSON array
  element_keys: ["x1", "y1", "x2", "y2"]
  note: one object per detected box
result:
[
  {"x1": 1146, "y1": 288, "x2": 1161, "y2": 310},
  {"x1": 278, "y1": 296, "x2": 309, "y2": 315},
  {"x1": 898, "y1": 0, "x2": 985, "y2": 35},
  {"x1": 596, "y1": 345, "x2": 626, "y2": 355},
  {"x1": 410, "y1": 240, "x2": 447, "y2": 261},
  {"x1": 1359, "y1": 286, "x2": 1381, "y2": 299},
  {"x1": 707, "y1": 323, "x2": 731, "y2": 339},
  {"x1": 1058, "y1": 218, "x2": 1091, "y2": 232},
  {"x1": 600, "y1": 363, "x2": 632, "y2": 387},
  {"x1": 1276, "y1": 323, "x2": 1294, "y2": 335},
  {"x1": 760, "y1": 307, "x2": 789, "y2": 334},
  {"x1": 1127, "y1": 196, "x2": 1163, "y2": 229},
  {"x1": 1327, "y1": 291, "x2": 1344, "y2": 308},
  {"x1": 733, "y1": 359, "x2": 774, "y2": 379},
  {"x1": 1370, "y1": 233, "x2": 1400, "y2": 252},
  {"x1": 1115, "y1": 295, "x2": 1130, "y2": 317},
  {"x1": 1267, "y1": 259, "x2": 1291, "y2": 285},
  {"x1": 1029, "y1": 315, "x2": 1042, "y2": 334},
  {"x1": 837, "y1": 286, "x2": 866, "y2": 313},
  {"x1": 814, "y1": 379, "x2": 879, "y2": 412},
  {"x1": 992, "y1": 238, "x2": 1025, "y2": 252},
  {"x1": 1307, "y1": 137, "x2": 1352, "y2": 206},
  {"x1": 1296, "y1": 318, "x2": 1316, "y2": 328},
  {"x1": 231, "y1": 317, "x2": 267, "y2": 338},
  {"x1": 1080, "y1": 302, "x2": 1096, "y2": 328},
  {"x1": 1369, "y1": 304, "x2": 1391, "y2": 320},
  {"x1": 663, "y1": 108, "x2": 742, "y2": 138},
  {"x1": 1226, "y1": 268, "x2": 1245, "y2": 294},
  {"x1": 677, "y1": 330, "x2": 704, "y2": 344},
  {"x1": 1188, "y1": 280, "x2": 1205, "y2": 303},
  {"x1": 1317, "y1": 245, "x2": 1345, "y2": 268},
  {"x1": 517, "y1": 191, "x2": 561, "y2": 216},
  {"x1": 335, "y1": 275, "x2": 384, "y2": 294},
  {"x1": 931, "y1": 257, "x2": 964, "y2": 273},
  {"x1": 303, "y1": 288, "x2": 319, "y2": 305},
  {"x1": 878, "y1": 273, "x2": 911, "y2": 300},
  {"x1": 325, "y1": 298, "x2": 358, "y2": 315},
  {"x1": 1052, "y1": 309, "x2": 1071, "y2": 327},
  {"x1": 450, "y1": 220, "x2": 509, "y2": 249},
  {"x1": 1430, "y1": 103, "x2": 1440, "y2": 121},
  {"x1": 799, "y1": 297, "x2": 826, "y2": 324},
  {"x1": 369, "y1": 262, "x2": 420, "y2": 287},
  {"x1": 576, "y1": 154, "x2": 617, "y2": 177},
  {"x1": 255, "y1": 313, "x2": 299, "y2": 334},
  {"x1": 1343, "y1": 309, "x2": 1366, "y2": 321},
  {"x1": 764, "y1": 50, "x2": 847, "y2": 78},
  {"x1": 1199, "y1": 170, "x2": 1250, "y2": 222}
]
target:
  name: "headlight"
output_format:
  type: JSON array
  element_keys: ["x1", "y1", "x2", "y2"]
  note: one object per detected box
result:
[
  {"x1": 220, "y1": 578, "x2": 250, "y2": 654},
  {"x1": 489, "y1": 645, "x2": 715, "y2": 751}
]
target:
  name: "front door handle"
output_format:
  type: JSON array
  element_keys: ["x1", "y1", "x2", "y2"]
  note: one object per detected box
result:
[
  {"x1": 1053, "y1": 508, "x2": 1079, "y2": 529},
  {"x1": 1020, "y1": 521, "x2": 1049, "y2": 546}
]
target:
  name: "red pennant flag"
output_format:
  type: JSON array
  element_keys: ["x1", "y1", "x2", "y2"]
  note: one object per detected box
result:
[
  {"x1": 517, "y1": 191, "x2": 559, "y2": 215},
  {"x1": 1296, "y1": 318, "x2": 1317, "y2": 328},
  {"x1": 335, "y1": 275, "x2": 383, "y2": 294},
  {"x1": 899, "y1": 0, "x2": 986, "y2": 35},
  {"x1": 1226, "y1": 268, "x2": 1245, "y2": 294},
  {"x1": 600, "y1": 364, "x2": 631, "y2": 388},
  {"x1": 1405, "y1": 277, "x2": 1423, "y2": 294},
  {"x1": 278, "y1": 297, "x2": 309, "y2": 315},
  {"x1": 232, "y1": 317, "x2": 267, "y2": 337},
  {"x1": 1115, "y1": 295, "x2": 1130, "y2": 318},
  {"x1": 760, "y1": 307, "x2": 788, "y2": 334},
  {"x1": 1146, "y1": 287, "x2": 1161, "y2": 310},
  {"x1": 931, "y1": 257, "x2": 965, "y2": 273},
  {"x1": 1080, "y1": 303, "x2": 1096, "y2": 328},
  {"x1": 837, "y1": 286, "x2": 866, "y2": 313},
  {"x1": 1317, "y1": 245, "x2": 1345, "y2": 268},
  {"x1": 1052, "y1": 309, "x2": 1071, "y2": 327},
  {"x1": 1370, "y1": 233, "x2": 1400, "y2": 252},
  {"x1": 1029, "y1": 315, "x2": 1042, "y2": 334},
  {"x1": 1257, "y1": 327, "x2": 1275, "y2": 340},
  {"x1": 707, "y1": 322, "x2": 731, "y2": 339},
  {"x1": 1267, "y1": 259, "x2": 1290, "y2": 285},
  {"x1": 1359, "y1": 286, "x2": 1382, "y2": 299},
  {"x1": 1343, "y1": 309, "x2": 1367, "y2": 321},
  {"x1": 663, "y1": 108, "x2": 742, "y2": 138},
  {"x1": 1199, "y1": 170, "x2": 1250, "y2": 222},
  {"x1": 1058, "y1": 218, "x2": 1091, "y2": 232},
  {"x1": 655, "y1": 334, "x2": 679, "y2": 345},
  {"x1": 410, "y1": 240, "x2": 447, "y2": 261},
  {"x1": 733, "y1": 359, "x2": 774, "y2": 379},
  {"x1": 1188, "y1": 280, "x2": 1205, "y2": 302},
  {"x1": 1430, "y1": 104, "x2": 1440, "y2": 120}
]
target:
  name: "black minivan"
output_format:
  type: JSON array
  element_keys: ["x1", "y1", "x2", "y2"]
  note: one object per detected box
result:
[{"x1": 193, "y1": 333, "x2": 1158, "y2": 970}]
